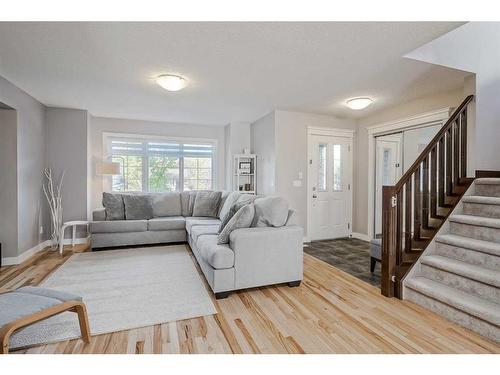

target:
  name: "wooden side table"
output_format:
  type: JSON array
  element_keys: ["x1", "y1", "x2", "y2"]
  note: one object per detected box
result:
[{"x1": 59, "y1": 221, "x2": 89, "y2": 255}]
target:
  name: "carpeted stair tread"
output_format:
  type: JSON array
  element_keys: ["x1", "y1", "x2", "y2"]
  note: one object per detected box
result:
[
  {"x1": 420, "y1": 255, "x2": 500, "y2": 288},
  {"x1": 436, "y1": 234, "x2": 500, "y2": 257},
  {"x1": 449, "y1": 214, "x2": 500, "y2": 229},
  {"x1": 462, "y1": 195, "x2": 500, "y2": 205},
  {"x1": 405, "y1": 277, "x2": 500, "y2": 326},
  {"x1": 475, "y1": 178, "x2": 500, "y2": 185}
]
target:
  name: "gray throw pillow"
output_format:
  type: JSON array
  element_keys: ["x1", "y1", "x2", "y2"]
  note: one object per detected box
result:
[
  {"x1": 218, "y1": 193, "x2": 257, "y2": 232},
  {"x1": 252, "y1": 196, "x2": 289, "y2": 227},
  {"x1": 102, "y1": 192, "x2": 125, "y2": 221},
  {"x1": 180, "y1": 191, "x2": 197, "y2": 216},
  {"x1": 217, "y1": 203, "x2": 255, "y2": 244},
  {"x1": 193, "y1": 191, "x2": 222, "y2": 217},
  {"x1": 151, "y1": 192, "x2": 182, "y2": 217},
  {"x1": 218, "y1": 191, "x2": 240, "y2": 221},
  {"x1": 123, "y1": 194, "x2": 154, "y2": 220}
]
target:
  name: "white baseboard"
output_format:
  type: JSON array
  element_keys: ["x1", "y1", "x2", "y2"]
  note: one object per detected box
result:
[
  {"x1": 1, "y1": 240, "x2": 52, "y2": 266},
  {"x1": 352, "y1": 232, "x2": 371, "y2": 242},
  {"x1": 1, "y1": 237, "x2": 90, "y2": 266},
  {"x1": 303, "y1": 236, "x2": 311, "y2": 244}
]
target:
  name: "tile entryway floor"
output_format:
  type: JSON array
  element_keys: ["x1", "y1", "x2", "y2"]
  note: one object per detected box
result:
[{"x1": 304, "y1": 238, "x2": 381, "y2": 288}]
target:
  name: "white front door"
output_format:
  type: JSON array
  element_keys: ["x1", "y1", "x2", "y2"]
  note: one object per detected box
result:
[
  {"x1": 309, "y1": 135, "x2": 353, "y2": 240},
  {"x1": 374, "y1": 135, "x2": 402, "y2": 235}
]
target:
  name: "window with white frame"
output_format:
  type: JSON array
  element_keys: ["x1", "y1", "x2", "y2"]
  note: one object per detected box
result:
[{"x1": 106, "y1": 135, "x2": 216, "y2": 193}]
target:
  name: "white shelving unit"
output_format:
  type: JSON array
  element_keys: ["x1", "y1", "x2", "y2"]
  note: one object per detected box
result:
[{"x1": 233, "y1": 154, "x2": 257, "y2": 195}]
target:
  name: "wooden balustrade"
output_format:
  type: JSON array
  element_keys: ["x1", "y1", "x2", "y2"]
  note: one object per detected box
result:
[{"x1": 381, "y1": 95, "x2": 474, "y2": 298}]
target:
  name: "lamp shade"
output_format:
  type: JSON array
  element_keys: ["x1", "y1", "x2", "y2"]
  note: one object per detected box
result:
[{"x1": 96, "y1": 161, "x2": 121, "y2": 176}]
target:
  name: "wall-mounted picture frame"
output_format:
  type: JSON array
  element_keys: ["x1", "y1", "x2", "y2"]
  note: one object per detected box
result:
[{"x1": 239, "y1": 161, "x2": 251, "y2": 174}]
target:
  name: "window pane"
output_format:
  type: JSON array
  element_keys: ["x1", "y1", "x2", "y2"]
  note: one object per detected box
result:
[
  {"x1": 333, "y1": 144, "x2": 342, "y2": 191},
  {"x1": 112, "y1": 155, "x2": 143, "y2": 192},
  {"x1": 318, "y1": 144, "x2": 327, "y2": 192},
  {"x1": 148, "y1": 156, "x2": 180, "y2": 192},
  {"x1": 183, "y1": 157, "x2": 213, "y2": 191}
]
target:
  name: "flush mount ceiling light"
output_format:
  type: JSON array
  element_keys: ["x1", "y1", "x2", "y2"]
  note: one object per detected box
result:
[
  {"x1": 156, "y1": 74, "x2": 187, "y2": 92},
  {"x1": 345, "y1": 97, "x2": 373, "y2": 110}
]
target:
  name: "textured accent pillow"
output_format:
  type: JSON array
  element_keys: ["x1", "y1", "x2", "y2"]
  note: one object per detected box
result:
[
  {"x1": 123, "y1": 194, "x2": 154, "y2": 220},
  {"x1": 217, "y1": 203, "x2": 255, "y2": 244},
  {"x1": 218, "y1": 194, "x2": 257, "y2": 232},
  {"x1": 218, "y1": 191, "x2": 240, "y2": 221},
  {"x1": 252, "y1": 196, "x2": 289, "y2": 227},
  {"x1": 102, "y1": 192, "x2": 125, "y2": 221},
  {"x1": 193, "y1": 191, "x2": 222, "y2": 218}
]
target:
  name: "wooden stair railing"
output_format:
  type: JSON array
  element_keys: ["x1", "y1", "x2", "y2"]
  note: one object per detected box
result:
[{"x1": 381, "y1": 95, "x2": 474, "y2": 298}]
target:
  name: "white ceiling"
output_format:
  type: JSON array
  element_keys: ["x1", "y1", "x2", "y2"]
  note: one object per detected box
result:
[{"x1": 0, "y1": 22, "x2": 469, "y2": 126}]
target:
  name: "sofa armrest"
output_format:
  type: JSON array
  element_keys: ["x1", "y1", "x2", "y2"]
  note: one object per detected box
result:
[
  {"x1": 229, "y1": 226, "x2": 303, "y2": 289},
  {"x1": 92, "y1": 208, "x2": 106, "y2": 221}
]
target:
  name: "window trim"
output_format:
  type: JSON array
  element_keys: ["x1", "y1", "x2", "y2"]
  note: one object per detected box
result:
[{"x1": 102, "y1": 132, "x2": 218, "y2": 193}]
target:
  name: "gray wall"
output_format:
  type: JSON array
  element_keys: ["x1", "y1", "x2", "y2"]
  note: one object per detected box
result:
[
  {"x1": 0, "y1": 109, "x2": 18, "y2": 258},
  {"x1": 224, "y1": 121, "x2": 251, "y2": 191},
  {"x1": 0, "y1": 75, "x2": 47, "y2": 258},
  {"x1": 46, "y1": 107, "x2": 89, "y2": 238},
  {"x1": 251, "y1": 110, "x2": 356, "y2": 236},
  {"x1": 89, "y1": 116, "x2": 226, "y2": 211},
  {"x1": 353, "y1": 88, "x2": 464, "y2": 237},
  {"x1": 275, "y1": 110, "x2": 355, "y2": 235},
  {"x1": 251, "y1": 112, "x2": 276, "y2": 195}
]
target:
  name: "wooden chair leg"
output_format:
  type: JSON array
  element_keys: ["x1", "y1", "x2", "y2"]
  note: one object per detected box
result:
[
  {"x1": 0, "y1": 326, "x2": 14, "y2": 354},
  {"x1": 1, "y1": 334, "x2": 9, "y2": 354},
  {"x1": 73, "y1": 303, "x2": 91, "y2": 343}
]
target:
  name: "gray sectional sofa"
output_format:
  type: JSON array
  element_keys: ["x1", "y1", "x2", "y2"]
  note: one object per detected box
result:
[{"x1": 90, "y1": 191, "x2": 303, "y2": 299}]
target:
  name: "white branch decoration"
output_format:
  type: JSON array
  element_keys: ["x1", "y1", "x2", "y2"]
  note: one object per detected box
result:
[{"x1": 43, "y1": 168, "x2": 65, "y2": 248}]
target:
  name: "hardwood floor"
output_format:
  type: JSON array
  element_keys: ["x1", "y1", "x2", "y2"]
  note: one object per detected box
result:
[{"x1": 0, "y1": 244, "x2": 498, "y2": 354}]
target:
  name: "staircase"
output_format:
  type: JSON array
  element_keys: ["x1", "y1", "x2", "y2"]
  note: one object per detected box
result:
[
  {"x1": 381, "y1": 95, "x2": 474, "y2": 298},
  {"x1": 403, "y1": 178, "x2": 500, "y2": 342}
]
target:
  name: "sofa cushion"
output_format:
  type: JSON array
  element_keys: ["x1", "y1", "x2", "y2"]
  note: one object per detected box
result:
[
  {"x1": 123, "y1": 194, "x2": 154, "y2": 220},
  {"x1": 185, "y1": 217, "x2": 222, "y2": 234},
  {"x1": 182, "y1": 191, "x2": 204, "y2": 217},
  {"x1": 148, "y1": 216, "x2": 186, "y2": 231},
  {"x1": 218, "y1": 203, "x2": 255, "y2": 244},
  {"x1": 151, "y1": 192, "x2": 182, "y2": 217},
  {"x1": 90, "y1": 220, "x2": 147, "y2": 233},
  {"x1": 190, "y1": 225, "x2": 219, "y2": 242},
  {"x1": 197, "y1": 235, "x2": 234, "y2": 269},
  {"x1": 252, "y1": 196, "x2": 289, "y2": 227},
  {"x1": 193, "y1": 191, "x2": 222, "y2": 217},
  {"x1": 102, "y1": 192, "x2": 125, "y2": 220}
]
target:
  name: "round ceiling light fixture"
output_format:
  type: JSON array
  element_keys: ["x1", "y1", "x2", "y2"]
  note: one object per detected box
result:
[
  {"x1": 156, "y1": 74, "x2": 187, "y2": 92},
  {"x1": 345, "y1": 97, "x2": 373, "y2": 110}
]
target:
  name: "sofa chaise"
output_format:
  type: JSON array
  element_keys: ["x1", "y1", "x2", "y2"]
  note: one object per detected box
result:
[{"x1": 90, "y1": 191, "x2": 303, "y2": 299}]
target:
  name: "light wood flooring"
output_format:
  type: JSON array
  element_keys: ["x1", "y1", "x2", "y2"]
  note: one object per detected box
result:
[{"x1": 0, "y1": 244, "x2": 498, "y2": 354}]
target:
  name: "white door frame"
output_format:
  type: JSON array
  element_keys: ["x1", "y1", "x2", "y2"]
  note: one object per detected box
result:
[
  {"x1": 307, "y1": 127, "x2": 355, "y2": 242},
  {"x1": 366, "y1": 107, "x2": 453, "y2": 241}
]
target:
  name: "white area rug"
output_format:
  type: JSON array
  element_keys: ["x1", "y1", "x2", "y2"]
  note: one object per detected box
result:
[{"x1": 10, "y1": 245, "x2": 217, "y2": 349}]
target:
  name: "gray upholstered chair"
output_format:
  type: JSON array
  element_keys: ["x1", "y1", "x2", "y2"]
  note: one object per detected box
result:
[
  {"x1": 370, "y1": 238, "x2": 382, "y2": 272},
  {"x1": 0, "y1": 286, "x2": 90, "y2": 354}
]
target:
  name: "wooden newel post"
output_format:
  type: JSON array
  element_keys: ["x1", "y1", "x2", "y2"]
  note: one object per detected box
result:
[{"x1": 381, "y1": 185, "x2": 397, "y2": 297}]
